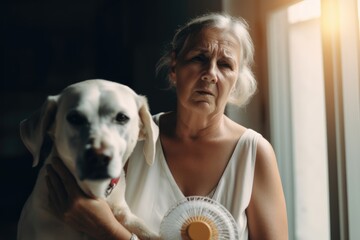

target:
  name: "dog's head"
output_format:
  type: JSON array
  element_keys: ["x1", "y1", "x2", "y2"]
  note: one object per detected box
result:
[{"x1": 20, "y1": 79, "x2": 159, "y2": 198}]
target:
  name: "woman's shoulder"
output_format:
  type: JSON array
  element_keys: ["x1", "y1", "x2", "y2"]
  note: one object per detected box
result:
[
  {"x1": 236, "y1": 127, "x2": 273, "y2": 165},
  {"x1": 253, "y1": 136, "x2": 279, "y2": 185},
  {"x1": 255, "y1": 136, "x2": 275, "y2": 162}
]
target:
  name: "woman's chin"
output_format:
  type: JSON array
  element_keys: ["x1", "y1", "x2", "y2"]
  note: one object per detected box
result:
[{"x1": 191, "y1": 101, "x2": 217, "y2": 114}]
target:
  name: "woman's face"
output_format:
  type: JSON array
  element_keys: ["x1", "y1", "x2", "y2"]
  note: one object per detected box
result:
[{"x1": 170, "y1": 27, "x2": 241, "y2": 115}]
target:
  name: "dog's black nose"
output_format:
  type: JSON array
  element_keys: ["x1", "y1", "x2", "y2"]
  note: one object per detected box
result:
[
  {"x1": 85, "y1": 148, "x2": 111, "y2": 165},
  {"x1": 80, "y1": 148, "x2": 112, "y2": 180}
]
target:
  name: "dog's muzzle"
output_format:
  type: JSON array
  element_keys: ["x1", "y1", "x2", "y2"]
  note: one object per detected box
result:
[{"x1": 79, "y1": 148, "x2": 112, "y2": 180}]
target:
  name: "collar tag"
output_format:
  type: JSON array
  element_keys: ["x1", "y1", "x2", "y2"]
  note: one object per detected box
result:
[{"x1": 105, "y1": 177, "x2": 120, "y2": 197}]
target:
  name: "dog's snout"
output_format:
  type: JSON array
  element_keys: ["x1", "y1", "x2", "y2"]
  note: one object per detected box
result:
[
  {"x1": 81, "y1": 148, "x2": 112, "y2": 180},
  {"x1": 85, "y1": 148, "x2": 111, "y2": 166}
]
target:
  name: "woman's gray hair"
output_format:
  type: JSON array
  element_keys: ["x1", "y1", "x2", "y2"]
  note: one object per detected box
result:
[{"x1": 156, "y1": 12, "x2": 257, "y2": 107}]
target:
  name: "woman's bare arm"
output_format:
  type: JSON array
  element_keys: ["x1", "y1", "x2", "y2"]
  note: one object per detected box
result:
[{"x1": 247, "y1": 138, "x2": 288, "y2": 240}]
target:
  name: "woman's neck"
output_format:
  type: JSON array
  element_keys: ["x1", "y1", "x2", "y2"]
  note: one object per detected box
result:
[{"x1": 167, "y1": 109, "x2": 227, "y2": 141}]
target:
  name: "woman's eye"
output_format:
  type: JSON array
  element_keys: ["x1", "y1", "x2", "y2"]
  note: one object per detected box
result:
[
  {"x1": 191, "y1": 55, "x2": 206, "y2": 62},
  {"x1": 66, "y1": 111, "x2": 87, "y2": 126},
  {"x1": 218, "y1": 61, "x2": 233, "y2": 70},
  {"x1": 115, "y1": 113, "x2": 129, "y2": 125}
]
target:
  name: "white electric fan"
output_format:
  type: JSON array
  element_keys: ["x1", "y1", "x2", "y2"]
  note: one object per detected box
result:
[{"x1": 159, "y1": 196, "x2": 240, "y2": 240}]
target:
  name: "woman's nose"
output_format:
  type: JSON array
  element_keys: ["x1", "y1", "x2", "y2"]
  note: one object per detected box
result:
[{"x1": 201, "y1": 61, "x2": 218, "y2": 84}]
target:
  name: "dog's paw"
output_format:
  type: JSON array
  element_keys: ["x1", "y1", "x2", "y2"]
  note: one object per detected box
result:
[
  {"x1": 113, "y1": 208, "x2": 159, "y2": 240},
  {"x1": 125, "y1": 222, "x2": 160, "y2": 240}
]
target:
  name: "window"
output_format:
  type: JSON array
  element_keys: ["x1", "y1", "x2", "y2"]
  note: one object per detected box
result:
[
  {"x1": 268, "y1": 1, "x2": 330, "y2": 239},
  {"x1": 267, "y1": 0, "x2": 360, "y2": 239}
]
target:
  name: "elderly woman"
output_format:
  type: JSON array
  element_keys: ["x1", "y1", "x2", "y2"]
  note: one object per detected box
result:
[{"x1": 47, "y1": 13, "x2": 288, "y2": 239}]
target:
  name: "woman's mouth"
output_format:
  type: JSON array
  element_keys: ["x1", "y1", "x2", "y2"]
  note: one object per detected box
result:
[{"x1": 196, "y1": 90, "x2": 213, "y2": 96}]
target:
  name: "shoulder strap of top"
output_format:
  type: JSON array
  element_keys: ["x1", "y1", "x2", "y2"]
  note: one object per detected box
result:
[{"x1": 152, "y1": 112, "x2": 164, "y2": 125}]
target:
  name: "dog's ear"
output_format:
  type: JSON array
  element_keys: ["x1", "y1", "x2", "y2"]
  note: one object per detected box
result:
[
  {"x1": 137, "y1": 96, "x2": 159, "y2": 166},
  {"x1": 20, "y1": 95, "x2": 59, "y2": 167}
]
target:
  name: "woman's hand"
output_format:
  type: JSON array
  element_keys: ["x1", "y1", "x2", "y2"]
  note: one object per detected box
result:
[{"x1": 46, "y1": 157, "x2": 132, "y2": 240}]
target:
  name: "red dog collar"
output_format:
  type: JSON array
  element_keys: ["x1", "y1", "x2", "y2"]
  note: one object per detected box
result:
[{"x1": 105, "y1": 177, "x2": 120, "y2": 197}]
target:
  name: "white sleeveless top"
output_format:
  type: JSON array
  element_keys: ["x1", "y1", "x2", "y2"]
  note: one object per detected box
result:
[{"x1": 125, "y1": 113, "x2": 262, "y2": 239}]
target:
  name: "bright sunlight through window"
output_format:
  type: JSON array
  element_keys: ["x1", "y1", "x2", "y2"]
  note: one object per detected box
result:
[
  {"x1": 288, "y1": 0, "x2": 321, "y2": 24},
  {"x1": 358, "y1": 0, "x2": 360, "y2": 29}
]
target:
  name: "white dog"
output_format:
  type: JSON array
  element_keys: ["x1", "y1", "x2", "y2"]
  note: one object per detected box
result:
[{"x1": 17, "y1": 79, "x2": 160, "y2": 240}]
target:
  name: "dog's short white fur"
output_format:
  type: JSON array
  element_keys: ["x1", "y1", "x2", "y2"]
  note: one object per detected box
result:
[{"x1": 17, "y1": 79, "x2": 160, "y2": 240}]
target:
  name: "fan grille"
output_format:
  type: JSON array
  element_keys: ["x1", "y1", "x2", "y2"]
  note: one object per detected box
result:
[{"x1": 160, "y1": 196, "x2": 239, "y2": 240}]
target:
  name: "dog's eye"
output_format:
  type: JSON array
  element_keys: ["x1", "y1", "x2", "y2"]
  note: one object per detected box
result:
[
  {"x1": 66, "y1": 111, "x2": 87, "y2": 126},
  {"x1": 115, "y1": 113, "x2": 129, "y2": 124}
]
